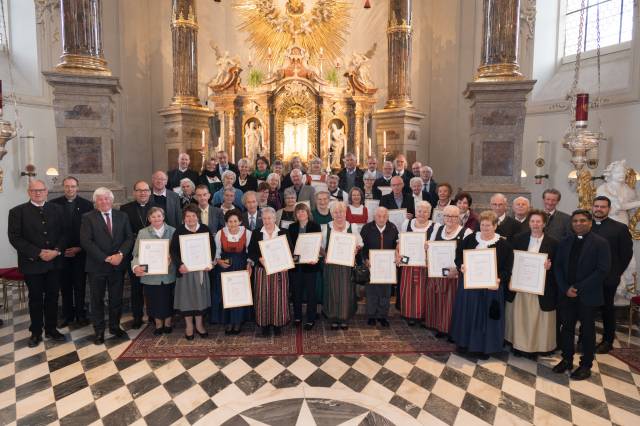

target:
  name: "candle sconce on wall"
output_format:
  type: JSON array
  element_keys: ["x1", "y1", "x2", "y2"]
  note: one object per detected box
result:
[
  {"x1": 19, "y1": 132, "x2": 36, "y2": 179},
  {"x1": 534, "y1": 137, "x2": 550, "y2": 184}
]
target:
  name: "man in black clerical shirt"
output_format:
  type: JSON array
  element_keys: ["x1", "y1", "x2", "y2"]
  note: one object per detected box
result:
[
  {"x1": 553, "y1": 210, "x2": 610, "y2": 380},
  {"x1": 50, "y1": 176, "x2": 93, "y2": 327},
  {"x1": 120, "y1": 180, "x2": 153, "y2": 328},
  {"x1": 591, "y1": 196, "x2": 633, "y2": 354},
  {"x1": 166, "y1": 152, "x2": 199, "y2": 192}
]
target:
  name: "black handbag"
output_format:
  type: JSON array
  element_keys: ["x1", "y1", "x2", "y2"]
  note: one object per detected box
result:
[{"x1": 351, "y1": 253, "x2": 370, "y2": 284}]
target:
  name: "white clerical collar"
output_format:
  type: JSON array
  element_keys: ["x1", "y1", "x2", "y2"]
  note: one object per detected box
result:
[
  {"x1": 31, "y1": 201, "x2": 45, "y2": 207},
  {"x1": 178, "y1": 167, "x2": 188, "y2": 172}
]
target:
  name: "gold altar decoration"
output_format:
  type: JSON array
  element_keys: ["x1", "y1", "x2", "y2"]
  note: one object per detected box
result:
[
  {"x1": 234, "y1": 0, "x2": 351, "y2": 64},
  {"x1": 626, "y1": 168, "x2": 640, "y2": 240},
  {"x1": 576, "y1": 169, "x2": 595, "y2": 210}
]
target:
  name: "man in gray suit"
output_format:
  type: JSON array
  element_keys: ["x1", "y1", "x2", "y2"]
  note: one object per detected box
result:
[
  {"x1": 542, "y1": 188, "x2": 572, "y2": 241},
  {"x1": 150, "y1": 170, "x2": 182, "y2": 228},
  {"x1": 290, "y1": 168, "x2": 316, "y2": 210},
  {"x1": 194, "y1": 184, "x2": 225, "y2": 234}
]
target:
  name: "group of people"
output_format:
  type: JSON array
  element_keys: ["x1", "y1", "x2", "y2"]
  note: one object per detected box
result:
[{"x1": 7, "y1": 151, "x2": 634, "y2": 381}]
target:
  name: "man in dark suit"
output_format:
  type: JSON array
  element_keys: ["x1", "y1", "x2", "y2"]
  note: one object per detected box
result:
[
  {"x1": 542, "y1": 188, "x2": 571, "y2": 241},
  {"x1": 50, "y1": 176, "x2": 93, "y2": 327},
  {"x1": 242, "y1": 191, "x2": 263, "y2": 231},
  {"x1": 214, "y1": 150, "x2": 239, "y2": 180},
  {"x1": 511, "y1": 196, "x2": 531, "y2": 237},
  {"x1": 280, "y1": 156, "x2": 305, "y2": 189},
  {"x1": 392, "y1": 154, "x2": 413, "y2": 190},
  {"x1": 491, "y1": 193, "x2": 519, "y2": 241},
  {"x1": 373, "y1": 161, "x2": 394, "y2": 200},
  {"x1": 290, "y1": 169, "x2": 316, "y2": 210},
  {"x1": 8, "y1": 180, "x2": 68, "y2": 347},
  {"x1": 591, "y1": 196, "x2": 634, "y2": 354},
  {"x1": 166, "y1": 152, "x2": 199, "y2": 191},
  {"x1": 194, "y1": 185, "x2": 225, "y2": 234},
  {"x1": 553, "y1": 209, "x2": 611, "y2": 380},
  {"x1": 80, "y1": 187, "x2": 134, "y2": 344},
  {"x1": 151, "y1": 170, "x2": 182, "y2": 228},
  {"x1": 380, "y1": 176, "x2": 415, "y2": 218},
  {"x1": 419, "y1": 165, "x2": 437, "y2": 202},
  {"x1": 338, "y1": 153, "x2": 364, "y2": 192},
  {"x1": 120, "y1": 180, "x2": 153, "y2": 328},
  {"x1": 409, "y1": 176, "x2": 435, "y2": 207}
]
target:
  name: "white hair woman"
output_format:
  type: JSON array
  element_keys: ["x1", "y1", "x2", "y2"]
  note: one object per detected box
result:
[
  {"x1": 235, "y1": 158, "x2": 258, "y2": 192},
  {"x1": 322, "y1": 201, "x2": 363, "y2": 330},
  {"x1": 248, "y1": 207, "x2": 290, "y2": 336},
  {"x1": 276, "y1": 187, "x2": 297, "y2": 229},
  {"x1": 397, "y1": 201, "x2": 440, "y2": 326},
  {"x1": 426, "y1": 204, "x2": 472, "y2": 337},
  {"x1": 213, "y1": 170, "x2": 244, "y2": 208},
  {"x1": 363, "y1": 170, "x2": 377, "y2": 200},
  {"x1": 266, "y1": 173, "x2": 283, "y2": 210},
  {"x1": 179, "y1": 178, "x2": 196, "y2": 208}
]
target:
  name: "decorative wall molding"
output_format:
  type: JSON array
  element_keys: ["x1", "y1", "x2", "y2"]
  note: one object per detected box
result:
[{"x1": 520, "y1": 0, "x2": 536, "y2": 41}]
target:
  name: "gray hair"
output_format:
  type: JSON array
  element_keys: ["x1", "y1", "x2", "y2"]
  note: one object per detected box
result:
[
  {"x1": 178, "y1": 152, "x2": 190, "y2": 160},
  {"x1": 363, "y1": 171, "x2": 377, "y2": 180},
  {"x1": 222, "y1": 170, "x2": 237, "y2": 182},
  {"x1": 92, "y1": 187, "x2": 114, "y2": 202},
  {"x1": 267, "y1": 173, "x2": 281, "y2": 189},
  {"x1": 443, "y1": 205, "x2": 460, "y2": 216},
  {"x1": 242, "y1": 191, "x2": 257, "y2": 205},
  {"x1": 237, "y1": 158, "x2": 249, "y2": 167},
  {"x1": 223, "y1": 187, "x2": 236, "y2": 195},
  {"x1": 490, "y1": 193, "x2": 508, "y2": 204},
  {"x1": 420, "y1": 165, "x2": 433, "y2": 174},
  {"x1": 261, "y1": 206, "x2": 276, "y2": 218},
  {"x1": 330, "y1": 201, "x2": 347, "y2": 214},
  {"x1": 283, "y1": 187, "x2": 297, "y2": 199},
  {"x1": 344, "y1": 152, "x2": 356, "y2": 160},
  {"x1": 512, "y1": 196, "x2": 530, "y2": 206},
  {"x1": 327, "y1": 174, "x2": 339, "y2": 183},
  {"x1": 290, "y1": 168, "x2": 303, "y2": 177},
  {"x1": 180, "y1": 178, "x2": 195, "y2": 191},
  {"x1": 409, "y1": 177, "x2": 423, "y2": 187},
  {"x1": 415, "y1": 201, "x2": 432, "y2": 214},
  {"x1": 315, "y1": 190, "x2": 330, "y2": 200}
]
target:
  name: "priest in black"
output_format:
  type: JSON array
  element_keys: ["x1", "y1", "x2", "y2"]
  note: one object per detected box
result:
[
  {"x1": 553, "y1": 210, "x2": 611, "y2": 380},
  {"x1": 166, "y1": 152, "x2": 199, "y2": 191},
  {"x1": 591, "y1": 196, "x2": 634, "y2": 354}
]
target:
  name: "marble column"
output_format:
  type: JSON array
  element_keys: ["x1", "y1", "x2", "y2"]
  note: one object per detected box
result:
[
  {"x1": 385, "y1": 0, "x2": 413, "y2": 109},
  {"x1": 56, "y1": 0, "x2": 111, "y2": 76},
  {"x1": 170, "y1": 0, "x2": 200, "y2": 107},
  {"x1": 475, "y1": 0, "x2": 523, "y2": 81}
]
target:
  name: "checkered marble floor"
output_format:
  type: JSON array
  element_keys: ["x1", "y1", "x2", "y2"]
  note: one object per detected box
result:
[{"x1": 1, "y1": 292, "x2": 640, "y2": 425}]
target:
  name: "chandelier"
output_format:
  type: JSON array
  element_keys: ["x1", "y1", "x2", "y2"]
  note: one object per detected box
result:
[{"x1": 562, "y1": 0, "x2": 606, "y2": 171}]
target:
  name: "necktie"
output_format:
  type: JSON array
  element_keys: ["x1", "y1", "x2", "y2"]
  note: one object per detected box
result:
[
  {"x1": 249, "y1": 216, "x2": 256, "y2": 231},
  {"x1": 104, "y1": 212, "x2": 112, "y2": 235}
]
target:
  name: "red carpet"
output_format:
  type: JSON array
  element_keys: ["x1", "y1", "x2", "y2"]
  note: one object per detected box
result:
[{"x1": 609, "y1": 347, "x2": 640, "y2": 372}]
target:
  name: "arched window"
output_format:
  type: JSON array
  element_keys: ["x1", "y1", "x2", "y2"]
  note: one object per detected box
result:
[{"x1": 563, "y1": 0, "x2": 634, "y2": 59}]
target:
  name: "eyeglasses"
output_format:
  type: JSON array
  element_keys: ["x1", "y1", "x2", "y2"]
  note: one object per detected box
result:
[
  {"x1": 29, "y1": 189, "x2": 47, "y2": 193},
  {"x1": 443, "y1": 215, "x2": 459, "y2": 219},
  {"x1": 135, "y1": 189, "x2": 151, "y2": 192}
]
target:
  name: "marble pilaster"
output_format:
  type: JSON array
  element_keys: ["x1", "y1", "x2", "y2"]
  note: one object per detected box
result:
[
  {"x1": 158, "y1": 106, "x2": 213, "y2": 171},
  {"x1": 372, "y1": 108, "x2": 425, "y2": 166}
]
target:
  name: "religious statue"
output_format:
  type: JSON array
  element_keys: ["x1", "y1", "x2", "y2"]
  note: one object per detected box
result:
[
  {"x1": 244, "y1": 120, "x2": 263, "y2": 162},
  {"x1": 210, "y1": 43, "x2": 240, "y2": 87},
  {"x1": 329, "y1": 121, "x2": 346, "y2": 169},
  {"x1": 348, "y1": 43, "x2": 377, "y2": 88}
]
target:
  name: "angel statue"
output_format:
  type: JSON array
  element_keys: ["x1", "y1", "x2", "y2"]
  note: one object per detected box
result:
[
  {"x1": 244, "y1": 120, "x2": 263, "y2": 162},
  {"x1": 348, "y1": 43, "x2": 377, "y2": 88},
  {"x1": 329, "y1": 121, "x2": 346, "y2": 169},
  {"x1": 210, "y1": 43, "x2": 240, "y2": 87}
]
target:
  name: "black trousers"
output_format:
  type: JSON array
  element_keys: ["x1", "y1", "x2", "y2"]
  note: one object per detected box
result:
[
  {"x1": 601, "y1": 281, "x2": 620, "y2": 343},
  {"x1": 60, "y1": 255, "x2": 87, "y2": 321},
  {"x1": 292, "y1": 269, "x2": 317, "y2": 322},
  {"x1": 559, "y1": 295, "x2": 597, "y2": 369},
  {"x1": 24, "y1": 270, "x2": 61, "y2": 335},
  {"x1": 127, "y1": 263, "x2": 144, "y2": 320},
  {"x1": 89, "y1": 271, "x2": 124, "y2": 333}
]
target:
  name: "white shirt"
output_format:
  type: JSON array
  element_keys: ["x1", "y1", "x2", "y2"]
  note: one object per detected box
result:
[
  {"x1": 101, "y1": 210, "x2": 113, "y2": 227},
  {"x1": 214, "y1": 227, "x2": 252, "y2": 259},
  {"x1": 30, "y1": 201, "x2": 45, "y2": 207},
  {"x1": 152, "y1": 225, "x2": 165, "y2": 238},
  {"x1": 528, "y1": 235, "x2": 543, "y2": 253},
  {"x1": 153, "y1": 188, "x2": 167, "y2": 197},
  {"x1": 349, "y1": 205, "x2": 364, "y2": 215},
  {"x1": 497, "y1": 213, "x2": 506, "y2": 224},
  {"x1": 260, "y1": 225, "x2": 281, "y2": 240},
  {"x1": 475, "y1": 232, "x2": 500, "y2": 248}
]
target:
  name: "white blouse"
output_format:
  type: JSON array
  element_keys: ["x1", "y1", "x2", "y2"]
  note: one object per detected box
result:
[
  {"x1": 322, "y1": 221, "x2": 363, "y2": 249},
  {"x1": 214, "y1": 226, "x2": 252, "y2": 259},
  {"x1": 528, "y1": 235, "x2": 543, "y2": 253}
]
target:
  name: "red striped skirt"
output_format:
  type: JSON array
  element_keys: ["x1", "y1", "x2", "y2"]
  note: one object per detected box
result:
[
  {"x1": 399, "y1": 266, "x2": 428, "y2": 319},
  {"x1": 254, "y1": 266, "x2": 290, "y2": 327},
  {"x1": 424, "y1": 277, "x2": 457, "y2": 333}
]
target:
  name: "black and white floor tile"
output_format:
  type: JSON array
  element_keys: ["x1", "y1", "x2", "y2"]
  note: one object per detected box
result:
[{"x1": 1, "y1": 290, "x2": 640, "y2": 425}]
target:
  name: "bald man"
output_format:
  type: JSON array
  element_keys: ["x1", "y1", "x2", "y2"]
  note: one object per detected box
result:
[
  {"x1": 167, "y1": 152, "x2": 199, "y2": 192},
  {"x1": 490, "y1": 193, "x2": 519, "y2": 241},
  {"x1": 511, "y1": 196, "x2": 531, "y2": 236}
]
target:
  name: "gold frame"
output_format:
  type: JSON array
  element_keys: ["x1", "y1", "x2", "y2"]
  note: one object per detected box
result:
[
  {"x1": 369, "y1": 249, "x2": 397, "y2": 284},
  {"x1": 178, "y1": 233, "x2": 212, "y2": 272},
  {"x1": 509, "y1": 250, "x2": 547, "y2": 296},
  {"x1": 463, "y1": 248, "x2": 499, "y2": 290},
  {"x1": 258, "y1": 235, "x2": 295, "y2": 275},
  {"x1": 221, "y1": 270, "x2": 254, "y2": 309},
  {"x1": 138, "y1": 239, "x2": 170, "y2": 275}
]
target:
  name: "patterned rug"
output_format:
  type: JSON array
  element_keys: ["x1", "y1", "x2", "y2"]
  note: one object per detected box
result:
[
  {"x1": 118, "y1": 317, "x2": 454, "y2": 359},
  {"x1": 609, "y1": 347, "x2": 640, "y2": 372}
]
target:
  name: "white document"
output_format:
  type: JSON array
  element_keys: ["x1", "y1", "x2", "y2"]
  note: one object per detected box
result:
[
  {"x1": 294, "y1": 233, "x2": 323, "y2": 264},
  {"x1": 378, "y1": 186, "x2": 392, "y2": 196},
  {"x1": 399, "y1": 232, "x2": 426, "y2": 267},
  {"x1": 280, "y1": 220, "x2": 293, "y2": 230},
  {"x1": 310, "y1": 182, "x2": 328, "y2": 193},
  {"x1": 388, "y1": 209, "x2": 407, "y2": 231},
  {"x1": 427, "y1": 241, "x2": 457, "y2": 278},
  {"x1": 221, "y1": 270, "x2": 253, "y2": 308},
  {"x1": 369, "y1": 250, "x2": 397, "y2": 284},
  {"x1": 326, "y1": 231, "x2": 357, "y2": 267},
  {"x1": 365, "y1": 199, "x2": 380, "y2": 223},
  {"x1": 463, "y1": 248, "x2": 498, "y2": 289},
  {"x1": 179, "y1": 233, "x2": 212, "y2": 272},
  {"x1": 138, "y1": 239, "x2": 169, "y2": 275},
  {"x1": 258, "y1": 235, "x2": 295, "y2": 275},
  {"x1": 510, "y1": 250, "x2": 547, "y2": 295}
]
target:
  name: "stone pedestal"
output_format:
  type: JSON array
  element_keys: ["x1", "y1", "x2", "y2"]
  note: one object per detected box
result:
[
  {"x1": 158, "y1": 105, "x2": 214, "y2": 171},
  {"x1": 463, "y1": 80, "x2": 535, "y2": 208},
  {"x1": 43, "y1": 71, "x2": 125, "y2": 202},
  {"x1": 372, "y1": 108, "x2": 425, "y2": 165}
]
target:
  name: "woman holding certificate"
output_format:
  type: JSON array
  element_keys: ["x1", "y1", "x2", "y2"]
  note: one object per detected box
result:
[
  {"x1": 398, "y1": 201, "x2": 439, "y2": 326},
  {"x1": 346, "y1": 187, "x2": 368, "y2": 228},
  {"x1": 505, "y1": 209, "x2": 557, "y2": 358},
  {"x1": 131, "y1": 207, "x2": 176, "y2": 335},
  {"x1": 170, "y1": 205, "x2": 215, "y2": 340},
  {"x1": 322, "y1": 202, "x2": 363, "y2": 330},
  {"x1": 287, "y1": 203, "x2": 322, "y2": 330},
  {"x1": 450, "y1": 210, "x2": 513, "y2": 358},
  {"x1": 426, "y1": 205, "x2": 472, "y2": 336},
  {"x1": 213, "y1": 209, "x2": 252, "y2": 335},
  {"x1": 275, "y1": 188, "x2": 297, "y2": 229},
  {"x1": 248, "y1": 207, "x2": 290, "y2": 337}
]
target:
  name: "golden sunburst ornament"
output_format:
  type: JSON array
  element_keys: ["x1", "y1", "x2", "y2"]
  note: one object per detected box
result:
[{"x1": 235, "y1": 0, "x2": 352, "y2": 64}]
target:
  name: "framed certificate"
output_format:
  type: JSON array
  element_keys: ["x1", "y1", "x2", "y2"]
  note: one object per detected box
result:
[
  {"x1": 310, "y1": 182, "x2": 328, "y2": 193},
  {"x1": 463, "y1": 248, "x2": 498, "y2": 290},
  {"x1": 427, "y1": 241, "x2": 457, "y2": 277},
  {"x1": 388, "y1": 209, "x2": 407, "y2": 231},
  {"x1": 258, "y1": 235, "x2": 295, "y2": 275},
  {"x1": 399, "y1": 232, "x2": 426, "y2": 267},
  {"x1": 221, "y1": 270, "x2": 254, "y2": 308},
  {"x1": 326, "y1": 231, "x2": 357, "y2": 267},
  {"x1": 365, "y1": 199, "x2": 380, "y2": 223},
  {"x1": 179, "y1": 233, "x2": 212, "y2": 272},
  {"x1": 510, "y1": 250, "x2": 547, "y2": 295},
  {"x1": 378, "y1": 186, "x2": 392, "y2": 196},
  {"x1": 369, "y1": 250, "x2": 397, "y2": 284},
  {"x1": 138, "y1": 239, "x2": 170, "y2": 275},
  {"x1": 294, "y1": 233, "x2": 323, "y2": 264}
]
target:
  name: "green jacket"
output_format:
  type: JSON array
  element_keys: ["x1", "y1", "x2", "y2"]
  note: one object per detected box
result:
[{"x1": 131, "y1": 224, "x2": 177, "y2": 285}]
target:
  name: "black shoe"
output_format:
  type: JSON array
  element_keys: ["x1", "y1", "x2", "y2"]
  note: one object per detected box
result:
[
  {"x1": 59, "y1": 320, "x2": 73, "y2": 328},
  {"x1": 595, "y1": 341, "x2": 613, "y2": 354},
  {"x1": 196, "y1": 329, "x2": 208, "y2": 338},
  {"x1": 475, "y1": 353, "x2": 490, "y2": 360},
  {"x1": 0, "y1": 318, "x2": 3, "y2": 326},
  {"x1": 28, "y1": 334, "x2": 42, "y2": 348},
  {"x1": 378, "y1": 318, "x2": 390, "y2": 327},
  {"x1": 45, "y1": 329, "x2": 66, "y2": 341},
  {"x1": 131, "y1": 318, "x2": 143, "y2": 329},
  {"x1": 331, "y1": 323, "x2": 340, "y2": 330},
  {"x1": 303, "y1": 322, "x2": 314, "y2": 331},
  {"x1": 77, "y1": 318, "x2": 90, "y2": 327},
  {"x1": 110, "y1": 327, "x2": 127, "y2": 338},
  {"x1": 435, "y1": 331, "x2": 446, "y2": 338},
  {"x1": 94, "y1": 332, "x2": 105, "y2": 345},
  {"x1": 185, "y1": 333, "x2": 194, "y2": 341},
  {"x1": 232, "y1": 324, "x2": 241, "y2": 334},
  {"x1": 224, "y1": 325, "x2": 233, "y2": 335},
  {"x1": 407, "y1": 320, "x2": 416, "y2": 326},
  {"x1": 552, "y1": 359, "x2": 574, "y2": 374},
  {"x1": 570, "y1": 366, "x2": 591, "y2": 380},
  {"x1": 163, "y1": 326, "x2": 172, "y2": 334},
  {"x1": 340, "y1": 323, "x2": 348, "y2": 330},
  {"x1": 261, "y1": 326, "x2": 270, "y2": 337},
  {"x1": 294, "y1": 319, "x2": 302, "y2": 326},
  {"x1": 273, "y1": 326, "x2": 282, "y2": 336},
  {"x1": 367, "y1": 318, "x2": 376, "y2": 326}
]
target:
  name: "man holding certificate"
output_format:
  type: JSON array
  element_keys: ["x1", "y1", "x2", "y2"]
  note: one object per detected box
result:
[
  {"x1": 360, "y1": 207, "x2": 399, "y2": 327},
  {"x1": 449, "y1": 210, "x2": 513, "y2": 359},
  {"x1": 380, "y1": 176, "x2": 415, "y2": 220}
]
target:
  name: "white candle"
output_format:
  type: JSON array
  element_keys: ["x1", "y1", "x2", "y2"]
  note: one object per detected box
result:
[
  {"x1": 356, "y1": 145, "x2": 360, "y2": 166},
  {"x1": 201, "y1": 130, "x2": 206, "y2": 150},
  {"x1": 383, "y1": 131, "x2": 387, "y2": 150},
  {"x1": 232, "y1": 145, "x2": 235, "y2": 163},
  {"x1": 27, "y1": 130, "x2": 34, "y2": 165},
  {"x1": 368, "y1": 137, "x2": 372, "y2": 157}
]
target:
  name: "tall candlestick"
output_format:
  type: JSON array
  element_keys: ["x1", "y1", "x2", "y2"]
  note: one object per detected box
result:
[
  {"x1": 368, "y1": 137, "x2": 372, "y2": 157},
  {"x1": 232, "y1": 145, "x2": 235, "y2": 163},
  {"x1": 26, "y1": 131, "x2": 34, "y2": 166},
  {"x1": 383, "y1": 130, "x2": 387, "y2": 149},
  {"x1": 356, "y1": 145, "x2": 360, "y2": 166},
  {"x1": 201, "y1": 129, "x2": 206, "y2": 149}
]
